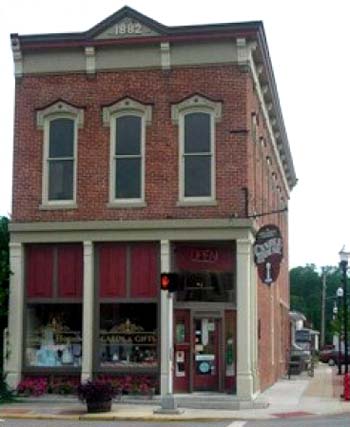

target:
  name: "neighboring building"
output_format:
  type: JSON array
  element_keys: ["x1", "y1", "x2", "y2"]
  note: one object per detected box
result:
[
  {"x1": 290, "y1": 311, "x2": 320, "y2": 352},
  {"x1": 7, "y1": 6, "x2": 296, "y2": 406}
]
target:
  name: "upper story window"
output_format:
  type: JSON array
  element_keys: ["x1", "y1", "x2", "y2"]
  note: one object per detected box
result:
[
  {"x1": 172, "y1": 95, "x2": 222, "y2": 205},
  {"x1": 103, "y1": 98, "x2": 152, "y2": 207},
  {"x1": 37, "y1": 101, "x2": 84, "y2": 209}
]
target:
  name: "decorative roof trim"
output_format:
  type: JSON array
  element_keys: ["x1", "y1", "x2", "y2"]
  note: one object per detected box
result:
[
  {"x1": 12, "y1": 6, "x2": 262, "y2": 46},
  {"x1": 102, "y1": 97, "x2": 152, "y2": 126},
  {"x1": 36, "y1": 100, "x2": 84, "y2": 128},
  {"x1": 171, "y1": 94, "x2": 222, "y2": 124}
]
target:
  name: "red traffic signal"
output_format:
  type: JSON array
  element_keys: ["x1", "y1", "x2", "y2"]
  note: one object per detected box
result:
[{"x1": 160, "y1": 273, "x2": 178, "y2": 292}]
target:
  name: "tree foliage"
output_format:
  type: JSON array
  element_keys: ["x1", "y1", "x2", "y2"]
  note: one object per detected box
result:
[
  {"x1": 290, "y1": 264, "x2": 343, "y2": 344},
  {"x1": 0, "y1": 216, "x2": 10, "y2": 318}
]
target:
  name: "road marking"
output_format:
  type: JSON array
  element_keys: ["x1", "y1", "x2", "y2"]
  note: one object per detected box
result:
[{"x1": 226, "y1": 422, "x2": 247, "y2": 427}]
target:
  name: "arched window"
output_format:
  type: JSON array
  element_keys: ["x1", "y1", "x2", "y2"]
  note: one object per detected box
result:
[
  {"x1": 172, "y1": 95, "x2": 222, "y2": 204},
  {"x1": 37, "y1": 100, "x2": 84, "y2": 208},
  {"x1": 103, "y1": 98, "x2": 152, "y2": 206}
]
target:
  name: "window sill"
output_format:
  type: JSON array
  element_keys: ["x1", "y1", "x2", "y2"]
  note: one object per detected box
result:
[
  {"x1": 176, "y1": 200, "x2": 218, "y2": 207},
  {"x1": 107, "y1": 201, "x2": 147, "y2": 209},
  {"x1": 39, "y1": 203, "x2": 77, "y2": 210}
]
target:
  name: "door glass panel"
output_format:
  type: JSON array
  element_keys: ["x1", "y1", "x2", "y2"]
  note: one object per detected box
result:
[
  {"x1": 176, "y1": 322, "x2": 186, "y2": 344},
  {"x1": 194, "y1": 318, "x2": 216, "y2": 377}
]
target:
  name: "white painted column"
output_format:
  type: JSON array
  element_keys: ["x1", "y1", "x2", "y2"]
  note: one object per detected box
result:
[
  {"x1": 250, "y1": 256, "x2": 259, "y2": 393},
  {"x1": 160, "y1": 240, "x2": 173, "y2": 396},
  {"x1": 236, "y1": 237, "x2": 254, "y2": 401},
  {"x1": 6, "y1": 243, "x2": 24, "y2": 389},
  {"x1": 81, "y1": 241, "x2": 94, "y2": 382}
]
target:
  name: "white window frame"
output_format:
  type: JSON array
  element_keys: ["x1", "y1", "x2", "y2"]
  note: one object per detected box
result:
[
  {"x1": 171, "y1": 95, "x2": 222, "y2": 206},
  {"x1": 37, "y1": 101, "x2": 84, "y2": 209},
  {"x1": 102, "y1": 98, "x2": 152, "y2": 207}
]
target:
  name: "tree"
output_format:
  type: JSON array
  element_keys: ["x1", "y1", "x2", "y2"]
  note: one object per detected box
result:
[
  {"x1": 0, "y1": 216, "x2": 13, "y2": 400},
  {"x1": 0, "y1": 216, "x2": 10, "y2": 318},
  {"x1": 290, "y1": 264, "x2": 322, "y2": 328},
  {"x1": 290, "y1": 264, "x2": 343, "y2": 344}
]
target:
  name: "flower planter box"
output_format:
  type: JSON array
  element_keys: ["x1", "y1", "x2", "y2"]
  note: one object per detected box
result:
[{"x1": 86, "y1": 398, "x2": 112, "y2": 413}]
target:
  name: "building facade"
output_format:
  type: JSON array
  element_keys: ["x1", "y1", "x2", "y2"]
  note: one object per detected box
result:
[{"x1": 7, "y1": 6, "x2": 296, "y2": 405}]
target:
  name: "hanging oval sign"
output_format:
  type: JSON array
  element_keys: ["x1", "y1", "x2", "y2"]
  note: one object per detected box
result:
[{"x1": 253, "y1": 224, "x2": 283, "y2": 285}]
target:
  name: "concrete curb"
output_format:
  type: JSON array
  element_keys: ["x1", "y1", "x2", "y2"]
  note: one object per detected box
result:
[{"x1": 1, "y1": 410, "x2": 350, "y2": 422}]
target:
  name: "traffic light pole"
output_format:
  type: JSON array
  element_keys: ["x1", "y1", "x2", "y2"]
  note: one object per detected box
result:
[{"x1": 155, "y1": 240, "x2": 182, "y2": 414}]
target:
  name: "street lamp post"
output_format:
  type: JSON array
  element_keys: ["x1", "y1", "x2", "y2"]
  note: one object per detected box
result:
[
  {"x1": 335, "y1": 289, "x2": 343, "y2": 375},
  {"x1": 339, "y1": 248, "x2": 349, "y2": 374}
]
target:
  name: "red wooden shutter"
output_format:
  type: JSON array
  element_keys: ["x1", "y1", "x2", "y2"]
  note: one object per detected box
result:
[
  {"x1": 130, "y1": 243, "x2": 158, "y2": 298},
  {"x1": 99, "y1": 243, "x2": 127, "y2": 298},
  {"x1": 26, "y1": 245, "x2": 54, "y2": 298},
  {"x1": 57, "y1": 244, "x2": 83, "y2": 298}
]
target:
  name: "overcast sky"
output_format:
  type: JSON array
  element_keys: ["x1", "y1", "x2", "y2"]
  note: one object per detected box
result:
[{"x1": 0, "y1": 0, "x2": 348, "y2": 268}]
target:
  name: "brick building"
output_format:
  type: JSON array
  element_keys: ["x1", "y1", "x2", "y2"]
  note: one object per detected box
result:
[{"x1": 7, "y1": 6, "x2": 296, "y2": 407}]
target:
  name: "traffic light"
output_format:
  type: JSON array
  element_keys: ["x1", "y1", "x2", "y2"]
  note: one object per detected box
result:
[{"x1": 160, "y1": 273, "x2": 178, "y2": 292}]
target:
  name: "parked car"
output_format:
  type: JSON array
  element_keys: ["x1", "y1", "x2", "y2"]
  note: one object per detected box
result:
[
  {"x1": 319, "y1": 345, "x2": 335, "y2": 364},
  {"x1": 320, "y1": 347, "x2": 350, "y2": 366}
]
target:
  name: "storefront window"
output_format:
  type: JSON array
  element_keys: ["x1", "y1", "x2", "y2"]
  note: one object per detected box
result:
[
  {"x1": 25, "y1": 304, "x2": 82, "y2": 368},
  {"x1": 99, "y1": 303, "x2": 157, "y2": 368},
  {"x1": 174, "y1": 244, "x2": 235, "y2": 303},
  {"x1": 176, "y1": 272, "x2": 235, "y2": 302}
]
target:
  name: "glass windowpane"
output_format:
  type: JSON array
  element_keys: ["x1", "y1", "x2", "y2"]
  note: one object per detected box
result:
[
  {"x1": 184, "y1": 155, "x2": 211, "y2": 197},
  {"x1": 25, "y1": 304, "x2": 82, "y2": 368},
  {"x1": 48, "y1": 160, "x2": 74, "y2": 200},
  {"x1": 185, "y1": 113, "x2": 210, "y2": 153},
  {"x1": 115, "y1": 158, "x2": 141, "y2": 199},
  {"x1": 99, "y1": 303, "x2": 157, "y2": 368},
  {"x1": 115, "y1": 116, "x2": 141, "y2": 155},
  {"x1": 49, "y1": 119, "x2": 74, "y2": 157},
  {"x1": 176, "y1": 272, "x2": 235, "y2": 302}
]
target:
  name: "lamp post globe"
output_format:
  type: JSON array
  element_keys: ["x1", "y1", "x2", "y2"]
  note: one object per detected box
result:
[
  {"x1": 337, "y1": 287, "x2": 344, "y2": 298},
  {"x1": 333, "y1": 304, "x2": 338, "y2": 316}
]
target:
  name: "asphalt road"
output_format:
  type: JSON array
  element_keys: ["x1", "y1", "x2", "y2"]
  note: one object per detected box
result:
[
  {"x1": 0, "y1": 414, "x2": 350, "y2": 427},
  {"x1": 247, "y1": 413, "x2": 350, "y2": 426}
]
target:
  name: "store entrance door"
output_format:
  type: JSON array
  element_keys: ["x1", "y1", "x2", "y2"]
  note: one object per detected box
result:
[{"x1": 193, "y1": 317, "x2": 220, "y2": 391}]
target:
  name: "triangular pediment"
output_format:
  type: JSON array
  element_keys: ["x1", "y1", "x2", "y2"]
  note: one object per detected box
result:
[{"x1": 87, "y1": 6, "x2": 167, "y2": 40}]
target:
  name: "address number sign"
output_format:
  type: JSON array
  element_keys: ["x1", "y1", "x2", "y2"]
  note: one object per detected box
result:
[{"x1": 115, "y1": 22, "x2": 143, "y2": 35}]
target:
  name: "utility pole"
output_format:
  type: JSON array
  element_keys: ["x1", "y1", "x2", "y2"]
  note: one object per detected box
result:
[{"x1": 321, "y1": 268, "x2": 327, "y2": 348}]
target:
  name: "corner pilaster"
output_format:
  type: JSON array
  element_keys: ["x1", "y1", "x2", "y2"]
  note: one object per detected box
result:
[
  {"x1": 236, "y1": 236, "x2": 255, "y2": 401},
  {"x1": 6, "y1": 243, "x2": 24, "y2": 389}
]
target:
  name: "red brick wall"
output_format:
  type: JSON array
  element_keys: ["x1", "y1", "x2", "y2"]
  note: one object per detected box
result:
[
  {"x1": 245, "y1": 78, "x2": 290, "y2": 391},
  {"x1": 12, "y1": 63, "x2": 291, "y2": 391},
  {"x1": 12, "y1": 65, "x2": 249, "y2": 222}
]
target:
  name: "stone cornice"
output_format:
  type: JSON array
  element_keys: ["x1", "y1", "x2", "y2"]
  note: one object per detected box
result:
[
  {"x1": 9, "y1": 218, "x2": 255, "y2": 233},
  {"x1": 236, "y1": 37, "x2": 296, "y2": 193}
]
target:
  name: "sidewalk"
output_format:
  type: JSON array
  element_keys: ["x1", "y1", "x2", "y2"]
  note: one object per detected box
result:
[{"x1": 0, "y1": 364, "x2": 349, "y2": 421}]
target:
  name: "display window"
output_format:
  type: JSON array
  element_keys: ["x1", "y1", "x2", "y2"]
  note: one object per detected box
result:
[
  {"x1": 99, "y1": 303, "x2": 157, "y2": 369},
  {"x1": 25, "y1": 304, "x2": 82, "y2": 368},
  {"x1": 176, "y1": 271, "x2": 234, "y2": 302},
  {"x1": 174, "y1": 244, "x2": 235, "y2": 303}
]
